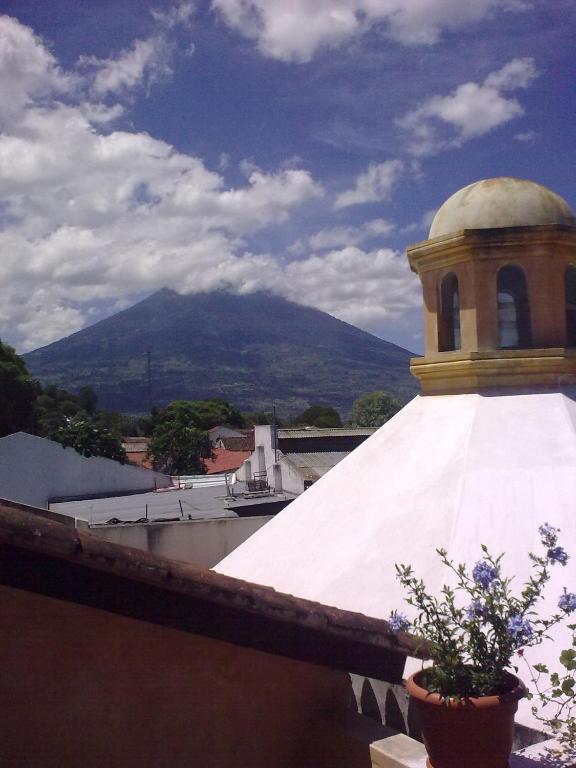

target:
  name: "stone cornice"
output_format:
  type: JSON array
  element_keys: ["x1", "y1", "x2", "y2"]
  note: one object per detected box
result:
[
  {"x1": 407, "y1": 225, "x2": 576, "y2": 274},
  {"x1": 410, "y1": 348, "x2": 576, "y2": 394}
]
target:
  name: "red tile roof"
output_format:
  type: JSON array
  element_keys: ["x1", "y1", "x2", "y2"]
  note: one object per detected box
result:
[{"x1": 203, "y1": 448, "x2": 251, "y2": 475}]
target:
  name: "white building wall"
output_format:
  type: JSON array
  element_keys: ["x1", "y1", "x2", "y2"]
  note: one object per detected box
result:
[
  {"x1": 83, "y1": 515, "x2": 273, "y2": 568},
  {"x1": 278, "y1": 456, "x2": 305, "y2": 495},
  {"x1": 0, "y1": 432, "x2": 172, "y2": 508},
  {"x1": 239, "y1": 426, "x2": 305, "y2": 493}
]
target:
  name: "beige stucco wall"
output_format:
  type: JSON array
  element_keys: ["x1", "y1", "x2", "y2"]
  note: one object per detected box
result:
[
  {"x1": 0, "y1": 584, "x2": 368, "y2": 768},
  {"x1": 83, "y1": 515, "x2": 273, "y2": 568},
  {"x1": 411, "y1": 228, "x2": 576, "y2": 357}
]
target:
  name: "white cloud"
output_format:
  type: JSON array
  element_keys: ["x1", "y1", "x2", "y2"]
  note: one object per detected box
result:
[
  {"x1": 151, "y1": 1, "x2": 195, "y2": 28},
  {"x1": 282, "y1": 246, "x2": 421, "y2": 330},
  {"x1": 514, "y1": 129, "x2": 537, "y2": 143},
  {"x1": 78, "y1": 3, "x2": 196, "y2": 99},
  {"x1": 335, "y1": 159, "x2": 404, "y2": 209},
  {"x1": 0, "y1": 15, "x2": 324, "y2": 350},
  {"x1": 305, "y1": 218, "x2": 394, "y2": 250},
  {"x1": 0, "y1": 15, "x2": 76, "y2": 125},
  {"x1": 402, "y1": 208, "x2": 437, "y2": 235},
  {"x1": 397, "y1": 57, "x2": 538, "y2": 156},
  {"x1": 0, "y1": 13, "x2": 424, "y2": 352},
  {"x1": 211, "y1": 0, "x2": 527, "y2": 62},
  {"x1": 80, "y1": 36, "x2": 176, "y2": 98}
]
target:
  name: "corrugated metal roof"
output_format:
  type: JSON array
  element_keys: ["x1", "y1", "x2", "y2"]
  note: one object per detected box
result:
[
  {"x1": 51, "y1": 485, "x2": 242, "y2": 524},
  {"x1": 278, "y1": 428, "x2": 376, "y2": 439},
  {"x1": 283, "y1": 452, "x2": 350, "y2": 478}
]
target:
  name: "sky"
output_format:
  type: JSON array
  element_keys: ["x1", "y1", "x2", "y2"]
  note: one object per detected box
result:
[{"x1": 0, "y1": 0, "x2": 574, "y2": 354}]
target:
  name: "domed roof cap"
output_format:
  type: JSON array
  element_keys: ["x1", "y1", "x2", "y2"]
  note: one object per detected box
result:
[{"x1": 430, "y1": 177, "x2": 576, "y2": 238}]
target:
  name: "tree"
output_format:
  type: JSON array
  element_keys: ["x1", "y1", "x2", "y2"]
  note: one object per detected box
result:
[
  {"x1": 0, "y1": 339, "x2": 38, "y2": 437},
  {"x1": 51, "y1": 418, "x2": 127, "y2": 463},
  {"x1": 92, "y1": 409, "x2": 150, "y2": 437},
  {"x1": 148, "y1": 402, "x2": 213, "y2": 474},
  {"x1": 292, "y1": 404, "x2": 342, "y2": 428},
  {"x1": 187, "y1": 398, "x2": 245, "y2": 430},
  {"x1": 242, "y1": 411, "x2": 276, "y2": 426},
  {"x1": 350, "y1": 391, "x2": 401, "y2": 428},
  {"x1": 36, "y1": 384, "x2": 85, "y2": 436},
  {"x1": 77, "y1": 386, "x2": 98, "y2": 415},
  {"x1": 155, "y1": 398, "x2": 244, "y2": 432}
]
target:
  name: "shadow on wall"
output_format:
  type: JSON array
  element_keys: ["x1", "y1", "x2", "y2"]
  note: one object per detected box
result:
[{"x1": 354, "y1": 677, "x2": 422, "y2": 742}]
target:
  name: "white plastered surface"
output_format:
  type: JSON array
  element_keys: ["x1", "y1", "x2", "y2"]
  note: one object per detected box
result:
[{"x1": 215, "y1": 389, "x2": 576, "y2": 729}]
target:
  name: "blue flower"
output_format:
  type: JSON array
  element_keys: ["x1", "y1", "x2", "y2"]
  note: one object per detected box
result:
[
  {"x1": 558, "y1": 590, "x2": 576, "y2": 614},
  {"x1": 472, "y1": 561, "x2": 498, "y2": 589},
  {"x1": 507, "y1": 614, "x2": 534, "y2": 645},
  {"x1": 548, "y1": 546, "x2": 569, "y2": 566},
  {"x1": 466, "y1": 599, "x2": 486, "y2": 621},
  {"x1": 539, "y1": 523, "x2": 559, "y2": 548},
  {"x1": 388, "y1": 610, "x2": 410, "y2": 634}
]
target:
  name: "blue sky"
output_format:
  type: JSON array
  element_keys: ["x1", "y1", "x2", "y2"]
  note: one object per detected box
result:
[{"x1": 0, "y1": 0, "x2": 574, "y2": 354}]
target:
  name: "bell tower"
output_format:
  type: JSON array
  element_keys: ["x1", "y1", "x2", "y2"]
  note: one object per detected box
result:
[{"x1": 408, "y1": 177, "x2": 576, "y2": 394}]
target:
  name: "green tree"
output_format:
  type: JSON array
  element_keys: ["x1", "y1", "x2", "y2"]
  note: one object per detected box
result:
[
  {"x1": 242, "y1": 411, "x2": 275, "y2": 426},
  {"x1": 36, "y1": 385, "x2": 85, "y2": 436},
  {"x1": 350, "y1": 391, "x2": 401, "y2": 428},
  {"x1": 92, "y1": 409, "x2": 146, "y2": 436},
  {"x1": 185, "y1": 398, "x2": 245, "y2": 430},
  {"x1": 0, "y1": 339, "x2": 39, "y2": 437},
  {"x1": 51, "y1": 418, "x2": 127, "y2": 463},
  {"x1": 77, "y1": 386, "x2": 98, "y2": 415},
  {"x1": 148, "y1": 402, "x2": 213, "y2": 474},
  {"x1": 292, "y1": 404, "x2": 342, "y2": 428}
]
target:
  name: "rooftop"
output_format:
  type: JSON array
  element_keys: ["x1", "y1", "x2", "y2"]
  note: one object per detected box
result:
[
  {"x1": 429, "y1": 177, "x2": 576, "y2": 238},
  {"x1": 204, "y1": 447, "x2": 252, "y2": 475},
  {"x1": 0, "y1": 500, "x2": 422, "y2": 680},
  {"x1": 51, "y1": 482, "x2": 242, "y2": 524},
  {"x1": 284, "y1": 452, "x2": 350, "y2": 480},
  {"x1": 278, "y1": 428, "x2": 376, "y2": 439}
]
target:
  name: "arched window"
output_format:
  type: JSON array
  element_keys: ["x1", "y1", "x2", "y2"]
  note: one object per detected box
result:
[
  {"x1": 497, "y1": 265, "x2": 532, "y2": 349},
  {"x1": 438, "y1": 273, "x2": 461, "y2": 352},
  {"x1": 565, "y1": 266, "x2": 576, "y2": 347}
]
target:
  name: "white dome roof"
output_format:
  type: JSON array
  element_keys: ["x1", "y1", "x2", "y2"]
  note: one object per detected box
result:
[{"x1": 430, "y1": 177, "x2": 575, "y2": 238}]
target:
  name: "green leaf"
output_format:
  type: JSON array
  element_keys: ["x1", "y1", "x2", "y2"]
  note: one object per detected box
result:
[{"x1": 560, "y1": 649, "x2": 576, "y2": 670}]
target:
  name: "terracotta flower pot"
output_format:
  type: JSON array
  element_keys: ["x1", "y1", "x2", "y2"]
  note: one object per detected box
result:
[{"x1": 406, "y1": 670, "x2": 526, "y2": 768}]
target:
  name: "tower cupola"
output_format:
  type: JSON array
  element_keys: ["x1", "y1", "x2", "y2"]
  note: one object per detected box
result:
[{"x1": 407, "y1": 177, "x2": 576, "y2": 393}]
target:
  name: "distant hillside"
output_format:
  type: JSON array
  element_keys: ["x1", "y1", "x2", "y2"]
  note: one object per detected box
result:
[{"x1": 24, "y1": 289, "x2": 418, "y2": 415}]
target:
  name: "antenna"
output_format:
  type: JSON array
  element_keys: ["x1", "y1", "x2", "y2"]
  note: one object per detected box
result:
[
  {"x1": 272, "y1": 401, "x2": 278, "y2": 463},
  {"x1": 146, "y1": 348, "x2": 153, "y2": 414}
]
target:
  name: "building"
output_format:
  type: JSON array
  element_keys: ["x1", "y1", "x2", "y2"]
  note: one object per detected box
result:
[
  {"x1": 122, "y1": 436, "x2": 152, "y2": 468},
  {"x1": 0, "y1": 499, "x2": 422, "y2": 768},
  {"x1": 215, "y1": 178, "x2": 576, "y2": 737},
  {"x1": 238, "y1": 425, "x2": 376, "y2": 495},
  {"x1": 203, "y1": 446, "x2": 252, "y2": 474},
  {"x1": 51, "y1": 475, "x2": 295, "y2": 568},
  {"x1": 3, "y1": 176, "x2": 573, "y2": 766},
  {"x1": 0, "y1": 431, "x2": 171, "y2": 508},
  {"x1": 208, "y1": 425, "x2": 246, "y2": 445}
]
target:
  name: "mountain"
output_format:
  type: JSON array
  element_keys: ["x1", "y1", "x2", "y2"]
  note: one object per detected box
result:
[{"x1": 24, "y1": 289, "x2": 418, "y2": 415}]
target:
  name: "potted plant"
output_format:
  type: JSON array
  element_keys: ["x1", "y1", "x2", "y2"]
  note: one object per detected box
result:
[{"x1": 388, "y1": 524, "x2": 575, "y2": 768}]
